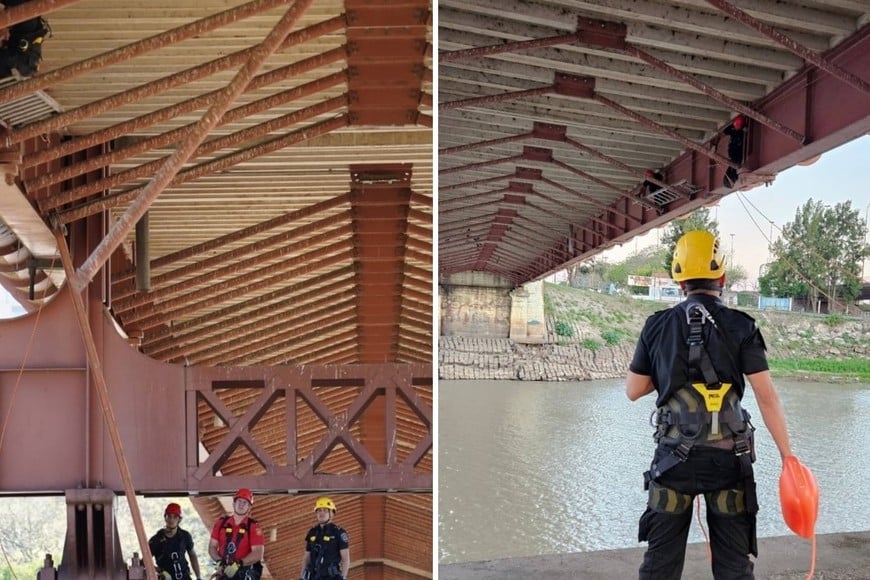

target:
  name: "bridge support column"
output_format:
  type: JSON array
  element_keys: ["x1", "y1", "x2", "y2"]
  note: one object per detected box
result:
[
  {"x1": 58, "y1": 489, "x2": 128, "y2": 579},
  {"x1": 510, "y1": 281, "x2": 546, "y2": 343}
]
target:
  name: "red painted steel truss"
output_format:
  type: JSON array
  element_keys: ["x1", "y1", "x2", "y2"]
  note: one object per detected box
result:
[{"x1": 186, "y1": 364, "x2": 433, "y2": 493}]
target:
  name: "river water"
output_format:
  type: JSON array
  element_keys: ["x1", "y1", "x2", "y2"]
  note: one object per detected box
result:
[{"x1": 438, "y1": 378, "x2": 870, "y2": 564}]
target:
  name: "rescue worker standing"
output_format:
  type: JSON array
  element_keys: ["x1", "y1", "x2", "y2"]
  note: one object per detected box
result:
[
  {"x1": 299, "y1": 497, "x2": 350, "y2": 580},
  {"x1": 208, "y1": 488, "x2": 265, "y2": 579},
  {"x1": 626, "y1": 230, "x2": 793, "y2": 580},
  {"x1": 148, "y1": 502, "x2": 203, "y2": 580}
]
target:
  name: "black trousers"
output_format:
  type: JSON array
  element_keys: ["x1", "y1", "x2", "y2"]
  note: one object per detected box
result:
[{"x1": 638, "y1": 447, "x2": 756, "y2": 580}]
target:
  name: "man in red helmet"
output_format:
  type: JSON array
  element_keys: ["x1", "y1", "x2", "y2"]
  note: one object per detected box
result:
[
  {"x1": 208, "y1": 488, "x2": 265, "y2": 579},
  {"x1": 148, "y1": 502, "x2": 203, "y2": 580}
]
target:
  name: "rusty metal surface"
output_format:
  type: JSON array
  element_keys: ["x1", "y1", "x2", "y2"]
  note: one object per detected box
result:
[
  {"x1": 0, "y1": 1, "x2": 433, "y2": 578},
  {"x1": 439, "y1": 0, "x2": 870, "y2": 285}
]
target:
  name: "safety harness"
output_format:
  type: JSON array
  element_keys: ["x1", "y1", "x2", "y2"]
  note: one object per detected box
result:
[
  {"x1": 306, "y1": 523, "x2": 344, "y2": 579},
  {"x1": 643, "y1": 301, "x2": 757, "y2": 514},
  {"x1": 218, "y1": 517, "x2": 262, "y2": 580}
]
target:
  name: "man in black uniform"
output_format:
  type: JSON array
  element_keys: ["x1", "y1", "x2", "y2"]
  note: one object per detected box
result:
[
  {"x1": 626, "y1": 230, "x2": 794, "y2": 580},
  {"x1": 298, "y1": 497, "x2": 349, "y2": 580},
  {"x1": 148, "y1": 502, "x2": 203, "y2": 580}
]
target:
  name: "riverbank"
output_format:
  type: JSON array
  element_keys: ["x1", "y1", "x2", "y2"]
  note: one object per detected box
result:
[
  {"x1": 439, "y1": 531, "x2": 870, "y2": 579},
  {"x1": 439, "y1": 284, "x2": 870, "y2": 382}
]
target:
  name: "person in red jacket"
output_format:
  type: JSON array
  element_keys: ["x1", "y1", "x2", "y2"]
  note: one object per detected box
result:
[{"x1": 208, "y1": 488, "x2": 265, "y2": 579}]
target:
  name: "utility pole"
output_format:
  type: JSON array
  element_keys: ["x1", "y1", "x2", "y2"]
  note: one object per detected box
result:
[
  {"x1": 862, "y1": 201, "x2": 870, "y2": 282},
  {"x1": 730, "y1": 233, "x2": 735, "y2": 264}
]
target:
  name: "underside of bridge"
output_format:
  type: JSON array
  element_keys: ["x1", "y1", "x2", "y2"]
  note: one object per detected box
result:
[
  {"x1": 439, "y1": 0, "x2": 870, "y2": 286},
  {"x1": 0, "y1": 1, "x2": 432, "y2": 579}
]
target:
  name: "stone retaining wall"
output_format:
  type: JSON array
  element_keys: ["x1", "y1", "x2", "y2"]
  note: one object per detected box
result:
[{"x1": 439, "y1": 336, "x2": 635, "y2": 381}]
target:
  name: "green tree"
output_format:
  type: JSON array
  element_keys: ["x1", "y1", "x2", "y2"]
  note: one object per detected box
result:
[
  {"x1": 759, "y1": 199, "x2": 865, "y2": 312},
  {"x1": 725, "y1": 263, "x2": 748, "y2": 290},
  {"x1": 659, "y1": 208, "x2": 720, "y2": 274}
]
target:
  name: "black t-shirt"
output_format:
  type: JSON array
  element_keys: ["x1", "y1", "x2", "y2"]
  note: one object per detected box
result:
[
  {"x1": 629, "y1": 294, "x2": 769, "y2": 407},
  {"x1": 148, "y1": 528, "x2": 194, "y2": 579},
  {"x1": 305, "y1": 522, "x2": 349, "y2": 573}
]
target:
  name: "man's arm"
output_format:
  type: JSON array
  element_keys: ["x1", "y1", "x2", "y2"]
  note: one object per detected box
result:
[
  {"x1": 187, "y1": 545, "x2": 202, "y2": 579},
  {"x1": 207, "y1": 537, "x2": 221, "y2": 563},
  {"x1": 299, "y1": 551, "x2": 310, "y2": 579},
  {"x1": 240, "y1": 544, "x2": 264, "y2": 566},
  {"x1": 340, "y1": 547, "x2": 350, "y2": 579},
  {"x1": 626, "y1": 370, "x2": 655, "y2": 401},
  {"x1": 746, "y1": 370, "x2": 792, "y2": 459}
]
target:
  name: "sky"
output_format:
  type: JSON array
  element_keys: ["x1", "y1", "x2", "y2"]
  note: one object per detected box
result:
[
  {"x1": 596, "y1": 134, "x2": 870, "y2": 287},
  {"x1": 1, "y1": 136, "x2": 868, "y2": 317}
]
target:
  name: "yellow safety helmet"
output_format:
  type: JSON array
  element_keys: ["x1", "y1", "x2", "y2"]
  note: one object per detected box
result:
[
  {"x1": 671, "y1": 230, "x2": 726, "y2": 282},
  {"x1": 314, "y1": 497, "x2": 336, "y2": 513}
]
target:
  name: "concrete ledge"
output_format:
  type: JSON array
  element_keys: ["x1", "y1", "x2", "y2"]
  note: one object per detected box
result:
[{"x1": 439, "y1": 531, "x2": 870, "y2": 579}]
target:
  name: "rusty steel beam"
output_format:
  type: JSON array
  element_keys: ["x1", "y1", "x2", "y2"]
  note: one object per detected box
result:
[
  {"x1": 22, "y1": 46, "x2": 345, "y2": 169},
  {"x1": 440, "y1": 154, "x2": 523, "y2": 176},
  {"x1": 440, "y1": 85, "x2": 552, "y2": 111},
  {"x1": 592, "y1": 93, "x2": 739, "y2": 170},
  {"x1": 58, "y1": 114, "x2": 349, "y2": 224},
  {"x1": 621, "y1": 45, "x2": 805, "y2": 144},
  {"x1": 261, "y1": 328, "x2": 358, "y2": 366},
  {"x1": 32, "y1": 71, "x2": 347, "y2": 191},
  {"x1": 264, "y1": 332, "x2": 358, "y2": 366},
  {"x1": 7, "y1": 14, "x2": 344, "y2": 146},
  {"x1": 26, "y1": 52, "x2": 341, "y2": 170},
  {"x1": 112, "y1": 210, "x2": 350, "y2": 313},
  {"x1": 71, "y1": 0, "x2": 317, "y2": 291},
  {"x1": 43, "y1": 95, "x2": 347, "y2": 212},
  {"x1": 54, "y1": 229, "x2": 158, "y2": 580},
  {"x1": 124, "y1": 250, "x2": 355, "y2": 330},
  {"x1": 536, "y1": 177, "x2": 613, "y2": 215},
  {"x1": 440, "y1": 172, "x2": 513, "y2": 192},
  {"x1": 116, "y1": 193, "x2": 351, "y2": 285},
  {"x1": 165, "y1": 294, "x2": 358, "y2": 365},
  {"x1": 439, "y1": 132, "x2": 531, "y2": 155},
  {"x1": 119, "y1": 227, "x2": 353, "y2": 323},
  {"x1": 440, "y1": 32, "x2": 580, "y2": 62},
  {"x1": 193, "y1": 305, "x2": 357, "y2": 366},
  {"x1": 0, "y1": 0, "x2": 80, "y2": 28},
  {"x1": 145, "y1": 272, "x2": 355, "y2": 356},
  {"x1": 0, "y1": 0, "x2": 297, "y2": 110},
  {"x1": 549, "y1": 158, "x2": 647, "y2": 214},
  {"x1": 144, "y1": 267, "x2": 354, "y2": 347},
  {"x1": 705, "y1": 0, "x2": 870, "y2": 97},
  {"x1": 114, "y1": 221, "x2": 353, "y2": 314},
  {"x1": 114, "y1": 209, "x2": 352, "y2": 303},
  {"x1": 560, "y1": 132, "x2": 673, "y2": 199}
]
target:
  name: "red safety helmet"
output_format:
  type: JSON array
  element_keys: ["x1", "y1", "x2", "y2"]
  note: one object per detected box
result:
[
  {"x1": 234, "y1": 488, "x2": 254, "y2": 505},
  {"x1": 779, "y1": 456, "x2": 819, "y2": 539},
  {"x1": 164, "y1": 503, "x2": 182, "y2": 518},
  {"x1": 732, "y1": 115, "x2": 746, "y2": 130}
]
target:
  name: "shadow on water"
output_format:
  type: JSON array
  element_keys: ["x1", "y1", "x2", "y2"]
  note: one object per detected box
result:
[{"x1": 438, "y1": 379, "x2": 870, "y2": 565}]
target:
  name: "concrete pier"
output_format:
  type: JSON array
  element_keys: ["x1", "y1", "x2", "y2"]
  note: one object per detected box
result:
[{"x1": 440, "y1": 531, "x2": 870, "y2": 579}]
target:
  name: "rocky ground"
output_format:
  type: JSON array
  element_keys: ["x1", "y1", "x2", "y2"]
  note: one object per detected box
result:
[{"x1": 439, "y1": 284, "x2": 870, "y2": 381}]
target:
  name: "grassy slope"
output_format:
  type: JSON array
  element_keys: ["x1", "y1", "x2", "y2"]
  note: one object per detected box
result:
[{"x1": 543, "y1": 282, "x2": 870, "y2": 382}]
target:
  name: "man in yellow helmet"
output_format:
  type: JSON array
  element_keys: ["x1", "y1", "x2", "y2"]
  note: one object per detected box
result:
[
  {"x1": 299, "y1": 497, "x2": 349, "y2": 580},
  {"x1": 626, "y1": 230, "x2": 794, "y2": 579}
]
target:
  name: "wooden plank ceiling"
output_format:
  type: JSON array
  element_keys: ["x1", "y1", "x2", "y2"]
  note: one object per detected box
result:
[
  {"x1": 439, "y1": 0, "x2": 870, "y2": 285},
  {"x1": 0, "y1": 1, "x2": 432, "y2": 578}
]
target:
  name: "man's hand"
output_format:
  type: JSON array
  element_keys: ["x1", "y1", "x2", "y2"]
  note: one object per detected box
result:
[
  {"x1": 223, "y1": 561, "x2": 240, "y2": 578},
  {"x1": 159, "y1": 571, "x2": 171, "y2": 580}
]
